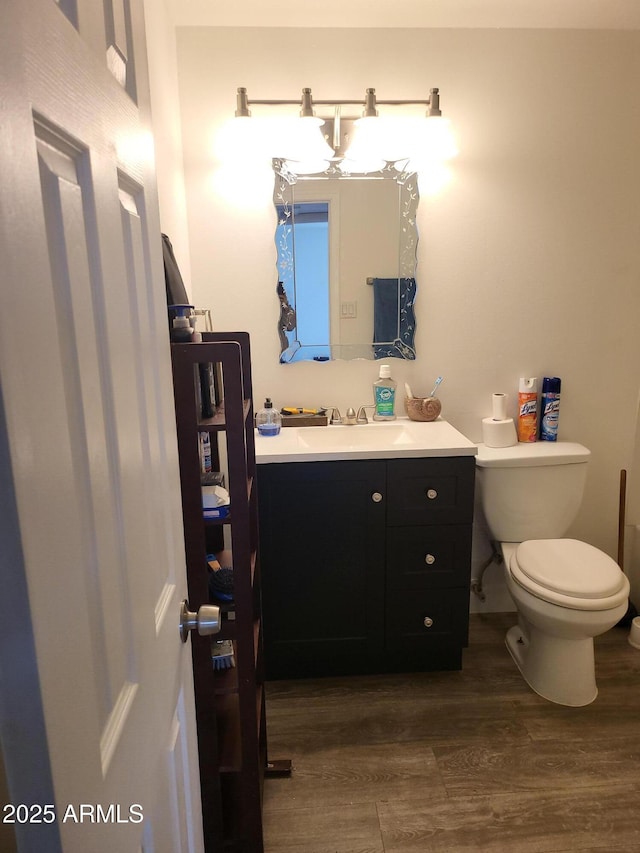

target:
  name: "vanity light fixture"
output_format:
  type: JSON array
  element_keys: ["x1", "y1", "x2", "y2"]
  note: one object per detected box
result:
[
  {"x1": 236, "y1": 86, "x2": 336, "y2": 171},
  {"x1": 234, "y1": 87, "x2": 251, "y2": 118},
  {"x1": 233, "y1": 86, "x2": 453, "y2": 173},
  {"x1": 234, "y1": 86, "x2": 443, "y2": 121}
]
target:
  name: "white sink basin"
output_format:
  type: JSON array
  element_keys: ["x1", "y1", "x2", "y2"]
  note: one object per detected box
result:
[
  {"x1": 255, "y1": 418, "x2": 476, "y2": 463},
  {"x1": 298, "y1": 423, "x2": 412, "y2": 451}
]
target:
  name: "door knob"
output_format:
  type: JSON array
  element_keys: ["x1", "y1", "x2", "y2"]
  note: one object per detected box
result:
[
  {"x1": 179, "y1": 600, "x2": 221, "y2": 643},
  {"x1": 371, "y1": 492, "x2": 383, "y2": 503}
]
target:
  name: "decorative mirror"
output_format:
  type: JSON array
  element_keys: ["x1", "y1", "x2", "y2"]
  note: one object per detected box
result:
[{"x1": 273, "y1": 158, "x2": 419, "y2": 363}]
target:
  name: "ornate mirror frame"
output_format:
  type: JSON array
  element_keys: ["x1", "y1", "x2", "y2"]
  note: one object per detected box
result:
[{"x1": 273, "y1": 158, "x2": 419, "y2": 363}]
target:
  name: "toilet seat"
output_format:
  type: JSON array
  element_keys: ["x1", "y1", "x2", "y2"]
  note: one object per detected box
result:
[{"x1": 509, "y1": 539, "x2": 629, "y2": 611}]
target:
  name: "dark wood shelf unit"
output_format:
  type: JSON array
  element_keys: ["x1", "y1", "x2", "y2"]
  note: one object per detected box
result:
[{"x1": 172, "y1": 332, "x2": 289, "y2": 853}]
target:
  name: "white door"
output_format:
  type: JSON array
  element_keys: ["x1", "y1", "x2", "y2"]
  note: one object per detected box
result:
[{"x1": 0, "y1": 2, "x2": 204, "y2": 852}]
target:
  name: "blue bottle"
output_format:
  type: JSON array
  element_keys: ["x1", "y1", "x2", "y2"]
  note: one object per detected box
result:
[{"x1": 540, "y1": 377, "x2": 561, "y2": 441}]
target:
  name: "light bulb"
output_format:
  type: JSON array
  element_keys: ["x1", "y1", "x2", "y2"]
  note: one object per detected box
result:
[
  {"x1": 278, "y1": 117, "x2": 334, "y2": 162},
  {"x1": 414, "y1": 117, "x2": 458, "y2": 162},
  {"x1": 285, "y1": 159, "x2": 331, "y2": 175},
  {"x1": 214, "y1": 116, "x2": 274, "y2": 166},
  {"x1": 338, "y1": 157, "x2": 385, "y2": 174}
]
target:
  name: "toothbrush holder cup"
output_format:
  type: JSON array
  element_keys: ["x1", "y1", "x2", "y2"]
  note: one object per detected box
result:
[{"x1": 405, "y1": 396, "x2": 442, "y2": 422}]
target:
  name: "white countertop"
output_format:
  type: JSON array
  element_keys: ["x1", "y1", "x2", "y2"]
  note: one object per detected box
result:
[{"x1": 255, "y1": 417, "x2": 477, "y2": 464}]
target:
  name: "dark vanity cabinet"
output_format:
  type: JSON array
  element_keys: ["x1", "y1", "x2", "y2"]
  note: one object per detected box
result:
[{"x1": 258, "y1": 455, "x2": 475, "y2": 679}]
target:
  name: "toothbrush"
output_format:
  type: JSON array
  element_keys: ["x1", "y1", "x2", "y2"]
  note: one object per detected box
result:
[
  {"x1": 429, "y1": 376, "x2": 443, "y2": 397},
  {"x1": 404, "y1": 382, "x2": 414, "y2": 399}
]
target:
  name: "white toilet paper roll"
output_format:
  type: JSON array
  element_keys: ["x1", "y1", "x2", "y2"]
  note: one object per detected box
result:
[
  {"x1": 492, "y1": 393, "x2": 508, "y2": 421},
  {"x1": 482, "y1": 417, "x2": 517, "y2": 448}
]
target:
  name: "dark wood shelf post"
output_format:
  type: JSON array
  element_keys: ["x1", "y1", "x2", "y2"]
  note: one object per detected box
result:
[{"x1": 171, "y1": 333, "x2": 290, "y2": 853}]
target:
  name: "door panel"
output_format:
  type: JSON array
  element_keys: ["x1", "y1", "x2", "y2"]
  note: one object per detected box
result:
[{"x1": 0, "y1": 1, "x2": 203, "y2": 850}]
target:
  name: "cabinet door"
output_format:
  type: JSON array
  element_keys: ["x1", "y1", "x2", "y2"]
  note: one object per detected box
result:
[{"x1": 259, "y1": 460, "x2": 386, "y2": 678}]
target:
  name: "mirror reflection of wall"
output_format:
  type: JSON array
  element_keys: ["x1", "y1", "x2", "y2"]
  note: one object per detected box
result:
[
  {"x1": 276, "y1": 202, "x2": 330, "y2": 362},
  {"x1": 273, "y1": 159, "x2": 419, "y2": 363}
]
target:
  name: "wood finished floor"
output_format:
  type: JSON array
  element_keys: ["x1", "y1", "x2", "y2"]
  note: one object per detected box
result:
[{"x1": 262, "y1": 612, "x2": 640, "y2": 853}]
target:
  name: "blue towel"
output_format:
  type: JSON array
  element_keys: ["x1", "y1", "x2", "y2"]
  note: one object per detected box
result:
[
  {"x1": 372, "y1": 277, "x2": 416, "y2": 360},
  {"x1": 372, "y1": 278, "x2": 400, "y2": 344}
]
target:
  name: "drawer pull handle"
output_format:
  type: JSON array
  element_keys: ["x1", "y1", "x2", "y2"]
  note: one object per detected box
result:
[
  {"x1": 426, "y1": 488, "x2": 438, "y2": 500},
  {"x1": 425, "y1": 554, "x2": 436, "y2": 565},
  {"x1": 423, "y1": 616, "x2": 434, "y2": 628},
  {"x1": 371, "y1": 492, "x2": 383, "y2": 503}
]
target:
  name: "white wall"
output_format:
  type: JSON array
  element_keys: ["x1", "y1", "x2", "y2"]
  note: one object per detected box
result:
[
  {"x1": 142, "y1": 0, "x2": 192, "y2": 293},
  {"x1": 172, "y1": 26, "x2": 640, "y2": 609}
]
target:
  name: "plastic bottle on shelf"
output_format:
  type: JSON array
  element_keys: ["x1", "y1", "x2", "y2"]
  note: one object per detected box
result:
[
  {"x1": 198, "y1": 432, "x2": 212, "y2": 473},
  {"x1": 256, "y1": 398, "x2": 282, "y2": 436},
  {"x1": 169, "y1": 304, "x2": 195, "y2": 342},
  {"x1": 373, "y1": 364, "x2": 397, "y2": 421}
]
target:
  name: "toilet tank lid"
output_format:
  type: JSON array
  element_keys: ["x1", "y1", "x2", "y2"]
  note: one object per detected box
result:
[{"x1": 476, "y1": 442, "x2": 590, "y2": 468}]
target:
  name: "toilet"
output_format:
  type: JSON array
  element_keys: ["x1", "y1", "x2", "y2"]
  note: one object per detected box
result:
[{"x1": 476, "y1": 441, "x2": 629, "y2": 707}]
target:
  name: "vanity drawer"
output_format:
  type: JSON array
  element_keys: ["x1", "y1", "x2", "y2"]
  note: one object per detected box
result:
[
  {"x1": 385, "y1": 588, "x2": 469, "y2": 652},
  {"x1": 386, "y1": 525, "x2": 472, "y2": 590},
  {"x1": 386, "y1": 457, "x2": 475, "y2": 526}
]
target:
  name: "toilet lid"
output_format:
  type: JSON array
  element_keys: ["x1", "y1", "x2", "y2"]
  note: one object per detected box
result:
[{"x1": 512, "y1": 539, "x2": 625, "y2": 599}]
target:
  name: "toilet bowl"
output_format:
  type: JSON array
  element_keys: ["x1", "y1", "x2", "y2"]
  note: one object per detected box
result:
[
  {"x1": 476, "y1": 442, "x2": 629, "y2": 707},
  {"x1": 501, "y1": 540, "x2": 629, "y2": 706}
]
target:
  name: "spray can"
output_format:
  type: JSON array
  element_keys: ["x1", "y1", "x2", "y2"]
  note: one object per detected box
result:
[
  {"x1": 540, "y1": 377, "x2": 561, "y2": 441},
  {"x1": 517, "y1": 377, "x2": 538, "y2": 442}
]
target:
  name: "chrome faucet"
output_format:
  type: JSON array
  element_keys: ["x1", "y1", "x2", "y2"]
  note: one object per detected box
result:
[
  {"x1": 356, "y1": 404, "x2": 375, "y2": 424},
  {"x1": 323, "y1": 406, "x2": 342, "y2": 425},
  {"x1": 324, "y1": 405, "x2": 374, "y2": 425}
]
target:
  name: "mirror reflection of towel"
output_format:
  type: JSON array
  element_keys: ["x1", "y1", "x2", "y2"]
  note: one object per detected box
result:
[
  {"x1": 372, "y1": 277, "x2": 417, "y2": 359},
  {"x1": 373, "y1": 277, "x2": 406, "y2": 343},
  {"x1": 372, "y1": 278, "x2": 399, "y2": 344}
]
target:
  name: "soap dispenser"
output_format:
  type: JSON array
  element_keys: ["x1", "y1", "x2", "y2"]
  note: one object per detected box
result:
[{"x1": 256, "y1": 398, "x2": 282, "y2": 437}]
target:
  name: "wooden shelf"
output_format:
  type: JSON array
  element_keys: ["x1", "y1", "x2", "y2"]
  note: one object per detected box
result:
[
  {"x1": 197, "y1": 398, "x2": 252, "y2": 431},
  {"x1": 171, "y1": 332, "x2": 287, "y2": 853}
]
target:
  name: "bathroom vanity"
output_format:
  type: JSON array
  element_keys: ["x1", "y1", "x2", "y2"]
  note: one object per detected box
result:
[{"x1": 256, "y1": 420, "x2": 476, "y2": 678}]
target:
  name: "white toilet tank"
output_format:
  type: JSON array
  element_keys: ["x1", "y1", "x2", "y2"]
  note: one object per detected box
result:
[{"x1": 476, "y1": 442, "x2": 590, "y2": 542}]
